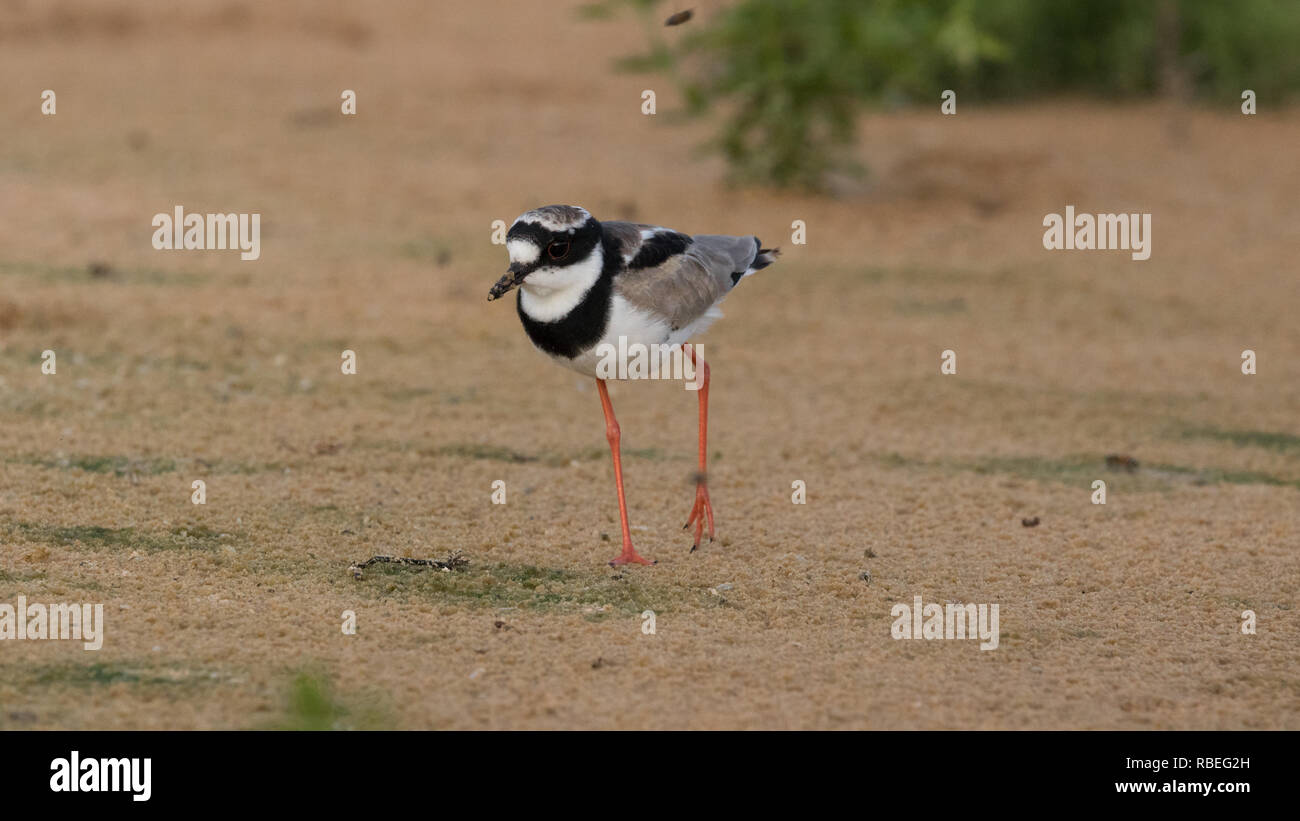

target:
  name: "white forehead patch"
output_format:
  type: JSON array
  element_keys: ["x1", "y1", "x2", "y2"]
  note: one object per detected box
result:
[{"x1": 506, "y1": 238, "x2": 540, "y2": 265}]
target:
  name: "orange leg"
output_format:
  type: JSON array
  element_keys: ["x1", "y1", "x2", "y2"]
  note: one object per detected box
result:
[
  {"x1": 683, "y1": 345, "x2": 714, "y2": 550},
  {"x1": 597, "y1": 379, "x2": 654, "y2": 567}
]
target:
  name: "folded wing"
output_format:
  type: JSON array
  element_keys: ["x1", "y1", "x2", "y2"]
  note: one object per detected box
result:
[{"x1": 609, "y1": 222, "x2": 764, "y2": 331}]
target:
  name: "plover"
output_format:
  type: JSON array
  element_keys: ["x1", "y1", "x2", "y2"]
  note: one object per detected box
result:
[{"x1": 488, "y1": 205, "x2": 778, "y2": 566}]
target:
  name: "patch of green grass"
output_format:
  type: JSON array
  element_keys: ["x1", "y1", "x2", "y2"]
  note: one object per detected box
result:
[
  {"x1": 156, "y1": 354, "x2": 212, "y2": 372},
  {"x1": 890, "y1": 264, "x2": 1015, "y2": 285},
  {"x1": 0, "y1": 568, "x2": 47, "y2": 583},
  {"x1": 374, "y1": 387, "x2": 483, "y2": 405},
  {"x1": 893, "y1": 297, "x2": 968, "y2": 315},
  {"x1": 263, "y1": 671, "x2": 392, "y2": 731},
  {"x1": 438, "y1": 389, "x2": 479, "y2": 405},
  {"x1": 1180, "y1": 427, "x2": 1300, "y2": 452},
  {"x1": 14, "y1": 661, "x2": 219, "y2": 690},
  {"x1": 20, "y1": 524, "x2": 137, "y2": 549},
  {"x1": 10, "y1": 453, "x2": 284, "y2": 477},
  {"x1": 274, "y1": 673, "x2": 346, "y2": 730},
  {"x1": 871, "y1": 451, "x2": 1300, "y2": 492},
  {"x1": 35, "y1": 663, "x2": 145, "y2": 686},
  {"x1": 382, "y1": 386, "x2": 435, "y2": 401},
  {"x1": 0, "y1": 395, "x2": 52, "y2": 415},
  {"x1": 11, "y1": 522, "x2": 230, "y2": 552},
  {"x1": 31, "y1": 455, "x2": 178, "y2": 476},
  {"x1": 831, "y1": 264, "x2": 1001, "y2": 287},
  {"x1": 358, "y1": 561, "x2": 667, "y2": 615},
  {"x1": 0, "y1": 260, "x2": 207, "y2": 286},
  {"x1": 1161, "y1": 465, "x2": 1300, "y2": 489},
  {"x1": 1222, "y1": 595, "x2": 1256, "y2": 612},
  {"x1": 433, "y1": 443, "x2": 664, "y2": 467},
  {"x1": 567, "y1": 446, "x2": 663, "y2": 465},
  {"x1": 990, "y1": 455, "x2": 1300, "y2": 490},
  {"x1": 869, "y1": 452, "x2": 913, "y2": 469},
  {"x1": 1136, "y1": 461, "x2": 1300, "y2": 489},
  {"x1": 164, "y1": 524, "x2": 230, "y2": 547},
  {"x1": 965, "y1": 455, "x2": 1114, "y2": 485},
  {"x1": 209, "y1": 459, "x2": 288, "y2": 475},
  {"x1": 434, "y1": 443, "x2": 538, "y2": 463}
]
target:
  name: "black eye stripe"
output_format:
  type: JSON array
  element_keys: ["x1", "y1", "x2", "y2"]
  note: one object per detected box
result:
[{"x1": 506, "y1": 213, "x2": 600, "y2": 268}]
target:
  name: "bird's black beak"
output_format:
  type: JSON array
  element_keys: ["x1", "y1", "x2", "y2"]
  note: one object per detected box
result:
[{"x1": 487, "y1": 263, "x2": 529, "y2": 301}]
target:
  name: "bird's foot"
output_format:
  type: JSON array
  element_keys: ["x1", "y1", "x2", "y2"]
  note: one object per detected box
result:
[{"x1": 683, "y1": 479, "x2": 715, "y2": 551}]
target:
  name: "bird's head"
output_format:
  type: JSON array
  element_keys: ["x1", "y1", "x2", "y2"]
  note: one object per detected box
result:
[{"x1": 488, "y1": 205, "x2": 603, "y2": 301}]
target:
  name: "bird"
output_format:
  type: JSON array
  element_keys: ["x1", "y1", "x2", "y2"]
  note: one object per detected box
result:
[{"x1": 488, "y1": 205, "x2": 779, "y2": 567}]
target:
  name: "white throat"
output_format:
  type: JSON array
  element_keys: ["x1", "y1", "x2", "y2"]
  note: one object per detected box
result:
[{"x1": 518, "y1": 244, "x2": 604, "y2": 323}]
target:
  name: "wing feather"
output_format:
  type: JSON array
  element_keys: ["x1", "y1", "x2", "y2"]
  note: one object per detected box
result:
[{"x1": 614, "y1": 232, "x2": 761, "y2": 330}]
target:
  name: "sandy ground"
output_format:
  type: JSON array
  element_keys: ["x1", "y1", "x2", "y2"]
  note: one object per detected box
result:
[{"x1": 0, "y1": 0, "x2": 1297, "y2": 730}]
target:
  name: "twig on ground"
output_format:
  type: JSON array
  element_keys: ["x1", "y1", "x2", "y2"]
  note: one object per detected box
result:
[{"x1": 349, "y1": 551, "x2": 469, "y2": 580}]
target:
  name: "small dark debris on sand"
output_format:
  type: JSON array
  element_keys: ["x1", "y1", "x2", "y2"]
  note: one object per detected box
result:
[
  {"x1": 664, "y1": 9, "x2": 693, "y2": 26},
  {"x1": 1021, "y1": 516, "x2": 1040, "y2": 527},
  {"x1": 1105, "y1": 454, "x2": 1139, "y2": 472},
  {"x1": 349, "y1": 551, "x2": 468, "y2": 579}
]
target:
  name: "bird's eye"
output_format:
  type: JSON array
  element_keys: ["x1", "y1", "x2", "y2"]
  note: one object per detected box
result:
[{"x1": 547, "y1": 241, "x2": 570, "y2": 260}]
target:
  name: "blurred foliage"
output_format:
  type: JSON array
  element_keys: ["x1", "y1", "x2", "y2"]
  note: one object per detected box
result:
[
  {"x1": 582, "y1": 0, "x2": 1300, "y2": 189},
  {"x1": 262, "y1": 671, "x2": 392, "y2": 730}
]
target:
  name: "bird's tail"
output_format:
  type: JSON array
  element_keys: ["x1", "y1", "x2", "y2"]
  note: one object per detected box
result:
[
  {"x1": 751, "y1": 245, "x2": 780, "y2": 273},
  {"x1": 734, "y1": 238, "x2": 779, "y2": 284},
  {"x1": 729, "y1": 238, "x2": 780, "y2": 286}
]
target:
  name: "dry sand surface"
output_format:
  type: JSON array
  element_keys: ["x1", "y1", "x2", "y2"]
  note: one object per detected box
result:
[{"x1": 1, "y1": 0, "x2": 1297, "y2": 729}]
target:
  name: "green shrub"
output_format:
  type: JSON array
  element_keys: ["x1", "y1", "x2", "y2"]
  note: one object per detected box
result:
[{"x1": 585, "y1": 0, "x2": 1300, "y2": 189}]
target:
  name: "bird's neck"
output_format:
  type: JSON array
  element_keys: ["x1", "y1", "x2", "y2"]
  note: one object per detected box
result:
[
  {"x1": 518, "y1": 234, "x2": 622, "y2": 357},
  {"x1": 518, "y1": 241, "x2": 611, "y2": 324}
]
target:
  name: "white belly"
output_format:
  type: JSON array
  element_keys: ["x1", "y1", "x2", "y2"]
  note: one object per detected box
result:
[{"x1": 548, "y1": 295, "x2": 722, "y2": 379}]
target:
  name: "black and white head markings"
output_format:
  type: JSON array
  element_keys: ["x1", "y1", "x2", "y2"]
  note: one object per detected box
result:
[{"x1": 487, "y1": 205, "x2": 601, "y2": 302}]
